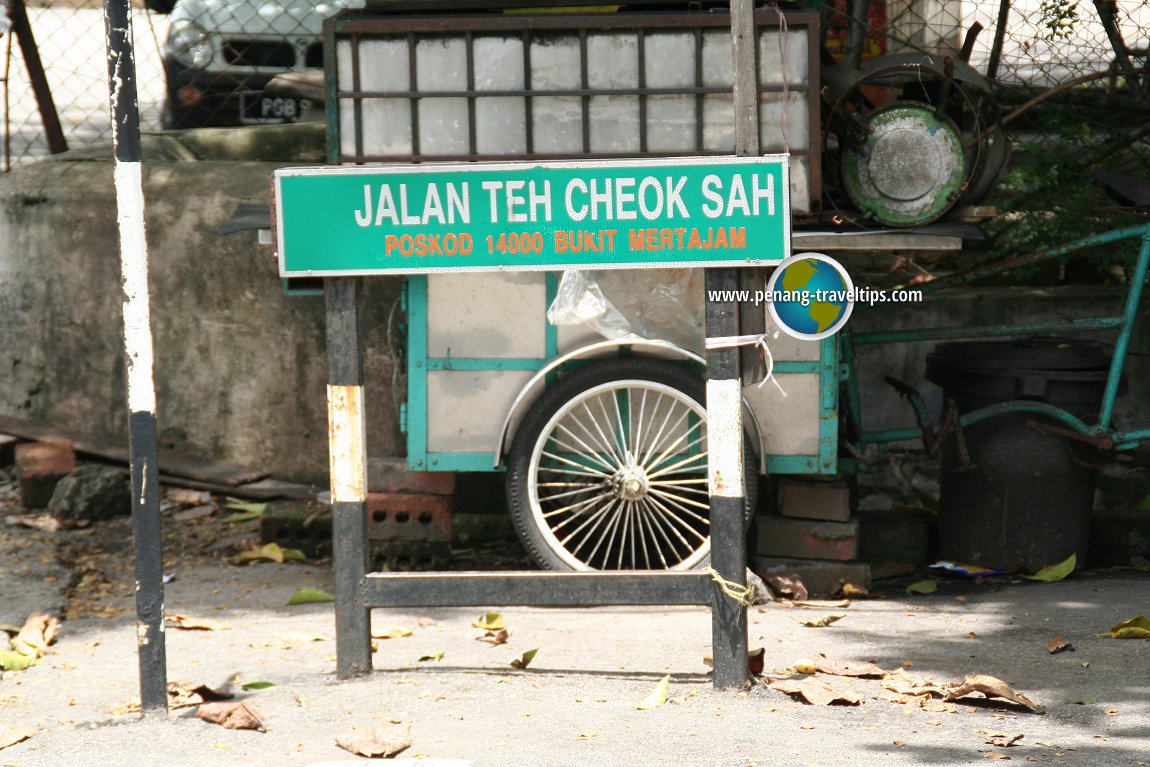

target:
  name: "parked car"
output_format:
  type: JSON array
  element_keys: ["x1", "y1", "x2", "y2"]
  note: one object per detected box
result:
[{"x1": 156, "y1": 0, "x2": 361, "y2": 129}]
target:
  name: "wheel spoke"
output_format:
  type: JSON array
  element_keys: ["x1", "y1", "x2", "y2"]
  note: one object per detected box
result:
[
  {"x1": 538, "y1": 465, "x2": 612, "y2": 480},
  {"x1": 578, "y1": 400, "x2": 625, "y2": 465},
  {"x1": 541, "y1": 490, "x2": 613, "y2": 519},
  {"x1": 643, "y1": 495, "x2": 703, "y2": 548},
  {"x1": 583, "y1": 494, "x2": 626, "y2": 565},
  {"x1": 616, "y1": 501, "x2": 632, "y2": 569},
  {"x1": 638, "y1": 392, "x2": 678, "y2": 467},
  {"x1": 634, "y1": 501, "x2": 661, "y2": 568},
  {"x1": 558, "y1": 495, "x2": 617, "y2": 541},
  {"x1": 538, "y1": 484, "x2": 607, "y2": 504},
  {"x1": 611, "y1": 388, "x2": 629, "y2": 457},
  {"x1": 643, "y1": 422, "x2": 705, "y2": 475},
  {"x1": 647, "y1": 486, "x2": 711, "y2": 512},
  {"x1": 640, "y1": 410, "x2": 697, "y2": 473},
  {"x1": 566, "y1": 496, "x2": 621, "y2": 555},
  {"x1": 592, "y1": 394, "x2": 626, "y2": 460},
  {"x1": 646, "y1": 447, "x2": 709, "y2": 480},
  {"x1": 540, "y1": 449, "x2": 611, "y2": 477},
  {"x1": 552, "y1": 422, "x2": 620, "y2": 473},
  {"x1": 647, "y1": 489, "x2": 711, "y2": 531}
]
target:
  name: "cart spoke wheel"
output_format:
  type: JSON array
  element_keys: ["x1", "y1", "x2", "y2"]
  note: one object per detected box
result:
[{"x1": 506, "y1": 359, "x2": 757, "y2": 571}]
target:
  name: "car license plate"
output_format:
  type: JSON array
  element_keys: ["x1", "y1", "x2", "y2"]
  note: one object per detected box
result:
[{"x1": 239, "y1": 93, "x2": 311, "y2": 123}]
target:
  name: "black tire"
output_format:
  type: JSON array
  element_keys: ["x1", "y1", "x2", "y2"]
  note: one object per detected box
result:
[{"x1": 505, "y1": 358, "x2": 758, "y2": 571}]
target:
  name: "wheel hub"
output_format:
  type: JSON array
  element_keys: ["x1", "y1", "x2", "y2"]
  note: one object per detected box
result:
[{"x1": 613, "y1": 462, "x2": 650, "y2": 502}]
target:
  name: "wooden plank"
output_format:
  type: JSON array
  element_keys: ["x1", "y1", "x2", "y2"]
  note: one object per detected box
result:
[
  {"x1": 0, "y1": 415, "x2": 267, "y2": 487},
  {"x1": 158, "y1": 475, "x2": 317, "y2": 501}
]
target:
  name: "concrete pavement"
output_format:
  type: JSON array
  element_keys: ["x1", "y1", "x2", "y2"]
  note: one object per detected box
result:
[{"x1": 2, "y1": 510, "x2": 1148, "y2": 767}]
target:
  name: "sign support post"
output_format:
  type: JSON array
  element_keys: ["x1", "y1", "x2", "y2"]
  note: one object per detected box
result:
[
  {"x1": 705, "y1": 0, "x2": 758, "y2": 690},
  {"x1": 103, "y1": 0, "x2": 167, "y2": 715}
]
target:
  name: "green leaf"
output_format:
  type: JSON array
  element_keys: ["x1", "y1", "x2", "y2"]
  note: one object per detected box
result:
[
  {"x1": 511, "y1": 648, "x2": 538, "y2": 670},
  {"x1": 1110, "y1": 616, "x2": 1150, "y2": 639},
  {"x1": 0, "y1": 650, "x2": 35, "y2": 671},
  {"x1": 281, "y1": 547, "x2": 309, "y2": 563},
  {"x1": 906, "y1": 580, "x2": 938, "y2": 595},
  {"x1": 1139, "y1": 494, "x2": 1150, "y2": 510},
  {"x1": 226, "y1": 502, "x2": 267, "y2": 513},
  {"x1": 1023, "y1": 553, "x2": 1076, "y2": 582},
  {"x1": 286, "y1": 587, "x2": 335, "y2": 606},
  {"x1": 241, "y1": 681, "x2": 278, "y2": 691},
  {"x1": 220, "y1": 510, "x2": 264, "y2": 524},
  {"x1": 799, "y1": 614, "x2": 845, "y2": 628},
  {"x1": 221, "y1": 503, "x2": 266, "y2": 524},
  {"x1": 473, "y1": 612, "x2": 505, "y2": 631},
  {"x1": 635, "y1": 675, "x2": 671, "y2": 710},
  {"x1": 418, "y1": 651, "x2": 445, "y2": 662}
]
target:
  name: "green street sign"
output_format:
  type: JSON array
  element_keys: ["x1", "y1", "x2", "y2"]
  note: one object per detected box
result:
[{"x1": 275, "y1": 156, "x2": 790, "y2": 277}]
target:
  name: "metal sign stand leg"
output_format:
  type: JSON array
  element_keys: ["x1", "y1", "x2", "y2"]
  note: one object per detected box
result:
[{"x1": 325, "y1": 277, "x2": 373, "y2": 678}]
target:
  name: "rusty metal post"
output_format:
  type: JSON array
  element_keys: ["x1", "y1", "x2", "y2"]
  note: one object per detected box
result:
[
  {"x1": 12, "y1": 0, "x2": 67, "y2": 154},
  {"x1": 325, "y1": 277, "x2": 373, "y2": 678}
]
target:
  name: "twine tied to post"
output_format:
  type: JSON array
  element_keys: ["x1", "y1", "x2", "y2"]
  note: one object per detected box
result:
[
  {"x1": 704, "y1": 566, "x2": 756, "y2": 608},
  {"x1": 703, "y1": 332, "x2": 788, "y2": 397}
]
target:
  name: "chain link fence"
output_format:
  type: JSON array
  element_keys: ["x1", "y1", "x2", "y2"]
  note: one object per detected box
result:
[{"x1": 1, "y1": 1, "x2": 1147, "y2": 169}]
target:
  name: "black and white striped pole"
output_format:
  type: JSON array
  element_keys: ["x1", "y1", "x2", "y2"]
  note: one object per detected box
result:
[
  {"x1": 104, "y1": 0, "x2": 168, "y2": 714},
  {"x1": 704, "y1": 0, "x2": 760, "y2": 690}
]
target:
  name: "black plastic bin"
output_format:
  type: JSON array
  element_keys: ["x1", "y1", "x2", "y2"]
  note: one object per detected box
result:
[{"x1": 925, "y1": 338, "x2": 1113, "y2": 572}]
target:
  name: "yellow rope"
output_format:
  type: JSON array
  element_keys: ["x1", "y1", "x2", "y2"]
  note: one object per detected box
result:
[{"x1": 704, "y1": 566, "x2": 755, "y2": 608}]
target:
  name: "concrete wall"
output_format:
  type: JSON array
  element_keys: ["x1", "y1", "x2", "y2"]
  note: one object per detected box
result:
[
  {"x1": 1, "y1": 143, "x2": 1145, "y2": 483},
  {"x1": 0, "y1": 154, "x2": 402, "y2": 484}
]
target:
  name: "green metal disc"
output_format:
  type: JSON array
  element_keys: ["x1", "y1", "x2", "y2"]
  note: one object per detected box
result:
[{"x1": 841, "y1": 102, "x2": 966, "y2": 227}]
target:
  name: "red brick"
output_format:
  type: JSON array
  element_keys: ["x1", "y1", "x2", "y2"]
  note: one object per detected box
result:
[
  {"x1": 366, "y1": 492, "x2": 453, "y2": 542},
  {"x1": 15, "y1": 440, "x2": 76, "y2": 478},
  {"x1": 778, "y1": 479, "x2": 852, "y2": 522},
  {"x1": 15, "y1": 440, "x2": 76, "y2": 509},
  {"x1": 754, "y1": 514, "x2": 858, "y2": 561},
  {"x1": 750, "y1": 556, "x2": 871, "y2": 596},
  {"x1": 367, "y1": 457, "x2": 456, "y2": 496}
]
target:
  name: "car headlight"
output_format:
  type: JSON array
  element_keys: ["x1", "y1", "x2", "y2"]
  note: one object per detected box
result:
[{"x1": 167, "y1": 20, "x2": 213, "y2": 69}]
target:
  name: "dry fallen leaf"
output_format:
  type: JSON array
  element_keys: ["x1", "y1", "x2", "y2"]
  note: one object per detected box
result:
[
  {"x1": 11, "y1": 613, "x2": 59, "y2": 658},
  {"x1": 793, "y1": 599, "x2": 851, "y2": 609},
  {"x1": 0, "y1": 723, "x2": 35, "y2": 751},
  {"x1": 880, "y1": 669, "x2": 947, "y2": 698},
  {"x1": 168, "y1": 680, "x2": 235, "y2": 709},
  {"x1": 799, "y1": 614, "x2": 845, "y2": 628},
  {"x1": 371, "y1": 627, "x2": 414, "y2": 640},
  {"x1": 479, "y1": 628, "x2": 510, "y2": 646},
  {"x1": 196, "y1": 701, "x2": 266, "y2": 731},
  {"x1": 748, "y1": 647, "x2": 765, "y2": 676},
  {"x1": 166, "y1": 614, "x2": 231, "y2": 632},
  {"x1": 944, "y1": 675, "x2": 1044, "y2": 714},
  {"x1": 839, "y1": 583, "x2": 870, "y2": 598},
  {"x1": 577, "y1": 732, "x2": 598, "y2": 740},
  {"x1": 815, "y1": 654, "x2": 889, "y2": 678},
  {"x1": 1046, "y1": 635, "x2": 1073, "y2": 654},
  {"x1": 336, "y1": 722, "x2": 412, "y2": 758},
  {"x1": 986, "y1": 733, "x2": 1025, "y2": 747},
  {"x1": 764, "y1": 573, "x2": 808, "y2": 601},
  {"x1": 511, "y1": 648, "x2": 538, "y2": 669},
  {"x1": 766, "y1": 677, "x2": 862, "y2": 706},
  {"x1": 167, "y1": 488, "x2": 211, "y2": 505}
]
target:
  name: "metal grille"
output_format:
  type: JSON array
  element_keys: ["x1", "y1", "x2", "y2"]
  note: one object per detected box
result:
[
  {"x1": 330, "y1": 9, "x2": 821, "y2": 213},
  {"x1": 0, "y1": 1, "x2": 1146, "y2": 174}
]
